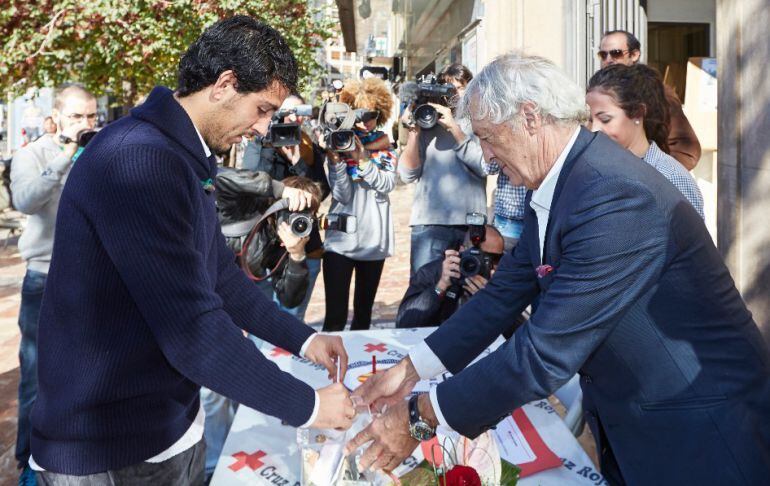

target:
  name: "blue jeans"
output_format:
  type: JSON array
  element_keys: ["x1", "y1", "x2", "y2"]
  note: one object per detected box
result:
[
  {"x1": 409, "y1": 225, "x2": 467, "y2": 276},
  {"x1": 16, "y1": 269, "x2": 46, "y2": 467},
  {"x1": 493, "y1": 214, "x2": 524, "y2": 251},
  {"x1": 254, "y1": 257, "x2": 321, "y2": 322}
]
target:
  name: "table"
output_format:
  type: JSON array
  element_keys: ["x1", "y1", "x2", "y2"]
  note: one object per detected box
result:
[{"x1": 211, "y1": 328, "x2": 605, "y2": 485}]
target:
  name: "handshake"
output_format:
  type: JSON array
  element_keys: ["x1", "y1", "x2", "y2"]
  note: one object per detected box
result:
[{"x1": 303, "y1": 334, "x2": 430, "y2": 473}]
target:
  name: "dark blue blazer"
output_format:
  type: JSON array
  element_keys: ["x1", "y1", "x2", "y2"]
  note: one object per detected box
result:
[{"x1": 427, "y1": 128, "x2": 770, "y2": 484}]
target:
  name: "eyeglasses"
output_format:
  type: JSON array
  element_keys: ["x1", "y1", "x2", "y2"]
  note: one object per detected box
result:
[
  {"x1": 597, "y1": 49, "x2": 629, "y2": 61},
  {"x1": 65, "y1": 113, "x2": 98, "y2": 122}
]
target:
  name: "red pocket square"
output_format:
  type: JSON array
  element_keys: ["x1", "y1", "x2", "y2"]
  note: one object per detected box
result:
[{"x1": 536, "y1": 264, "x2": 553, "y2": 278}]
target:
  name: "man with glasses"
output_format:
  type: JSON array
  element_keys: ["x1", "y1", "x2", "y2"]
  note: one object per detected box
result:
[
  {"x1": 598, "y1": 30, "x2": 701, "y2": 170},
  {"x1": 9, "y1": 83, "x2": 97, "y2": 485}
]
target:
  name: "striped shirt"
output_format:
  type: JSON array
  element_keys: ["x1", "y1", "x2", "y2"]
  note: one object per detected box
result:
[{"x1": 643, "y1": 141, "x2": 705, "y2": 219}]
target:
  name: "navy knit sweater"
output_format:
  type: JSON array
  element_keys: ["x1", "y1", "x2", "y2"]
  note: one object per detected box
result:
[{"x1": 30, "y1": 87, "x2": 316, "y2": 475}]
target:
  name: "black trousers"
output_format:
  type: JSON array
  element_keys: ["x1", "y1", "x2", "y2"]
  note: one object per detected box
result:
[{"x1": 322, "y1": 252, "x2": 385, "y2": 332}]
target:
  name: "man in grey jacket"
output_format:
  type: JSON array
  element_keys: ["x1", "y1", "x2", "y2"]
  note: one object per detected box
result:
[
  {"x1": 398, "y1": 64, "x2": 487, "y2": 275},
  {"x1": 10, "y1": 83, "x2": 97, "y2": 483}
]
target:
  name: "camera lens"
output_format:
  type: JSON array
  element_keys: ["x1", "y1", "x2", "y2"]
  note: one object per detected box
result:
[
  {"x1": 331, "y1": 130, "x2": 355, "y2": 151},
  {"x1": 289, "y1": 214, "x2": 312, "y2": 238},
  {"x1": 460, "y1": 255, "x2": 481, "y2": 277},
  {"x1": 414, "y1": 104, "x2": 437, "y2": 129},
  {"x1": 292, "y1": 219, "x2": 308, "y2": 234}
]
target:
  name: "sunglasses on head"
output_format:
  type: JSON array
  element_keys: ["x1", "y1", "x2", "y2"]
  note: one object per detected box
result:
[{"x1": 597, "y1": 49, "x2": 629, "y2": 60}]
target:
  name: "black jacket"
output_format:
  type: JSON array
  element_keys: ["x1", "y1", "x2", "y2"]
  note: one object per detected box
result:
[{"x1": 396, "y1": 258, "x2": 460, "y2": 328}]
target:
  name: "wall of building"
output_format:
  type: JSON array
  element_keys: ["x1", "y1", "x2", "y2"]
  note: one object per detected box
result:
[{"x1": 717, "y1": 0, "x2": 770, "y2": 347}]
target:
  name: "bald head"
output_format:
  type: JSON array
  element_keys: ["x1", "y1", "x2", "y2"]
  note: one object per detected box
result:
[
  {"x1": 54, "y1": 84, "x2": 96, "y2": 111},
  {"x1": 479, "y1": 225, "x2": 505, "y2": 255}
]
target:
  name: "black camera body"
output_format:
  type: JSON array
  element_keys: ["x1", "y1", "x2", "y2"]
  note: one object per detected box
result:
[
  {"x1": 412, "y1": 75, "x2": 457, "y2": 129},
  {"x1": 59, "y1": 129, "x2": 99, "y2": 148},
  {"x1": 263, "y1": 104, "x2": 313, "y2": 147},
  {"x1": 276, "y1": 210, "x2": 313, "y2": 238},
  {"x1": 459, "y1": 247, "x2": 492, "y2": 279}
]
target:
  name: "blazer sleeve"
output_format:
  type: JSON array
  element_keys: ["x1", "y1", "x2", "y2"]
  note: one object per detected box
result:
[
  {"x1": 423, "y1": 219, "x2": 540, "y2": 372},
  {"x1": 432, "y1": 177, "x2": 672, "y2": 438}
]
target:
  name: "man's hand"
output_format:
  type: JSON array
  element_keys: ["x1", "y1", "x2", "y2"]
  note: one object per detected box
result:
[
  {"x1": 311, "y1": 382, "x2": 355, "y2": 430},
  {"x1": 304, "y1": 334, "x2": 349, "y2": 382},
  {"x1": 400, "y1": 106, "x2": 418, "y2": 131},
  {"x1": 281, "y1": 186, "x2": 313, "y2": 211},
  {"x1": 463, "y1": 274, "x2": 488, "y2": 296},
  {"x1": 345, "y1": 399, "x2": 419, "y2": 471},
  {"x1": 428, "y1": 103, "x2": 466, "y2": 143},
  {"x1": 279, "y1": 144, "x2": 302, "y2": 166},
  {"x1": 276, "y1": 222, "x2": 308, "y2": 261},
  {"x1": 352, "y1": 357, "x2": 419, "y2": 412},
  {"x1": 437, "y1": 249, "x2": 461, "y2": 292}
]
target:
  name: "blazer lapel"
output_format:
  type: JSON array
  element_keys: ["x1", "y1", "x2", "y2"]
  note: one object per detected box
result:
[{"x1": 541, "y1": 128, "x2": 598, "y2": 264}]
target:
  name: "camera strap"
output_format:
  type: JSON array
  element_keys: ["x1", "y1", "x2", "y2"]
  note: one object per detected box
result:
[{"x1": 234, "y1": 198, "x2": 291, "y2": 282}]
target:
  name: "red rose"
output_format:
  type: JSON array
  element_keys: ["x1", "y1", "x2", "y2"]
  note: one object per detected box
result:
[{"x1": 439, "y1": 465, "x2": 482, "y2": 486}]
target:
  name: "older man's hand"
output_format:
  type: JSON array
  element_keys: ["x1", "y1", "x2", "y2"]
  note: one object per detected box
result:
[
  {"x1": 351, "y1": 357, "x2": 420, "y2": 412},
  {"x1": 345, "y1": 399, "x2": 419, "y2": 471}
]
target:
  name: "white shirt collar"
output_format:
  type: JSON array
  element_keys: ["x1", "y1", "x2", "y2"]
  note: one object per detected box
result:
[
  {"x1": 193, "y1": 125, "x2": 212, "y2": 158},
  {"x1": 530, "y1": 126, "x2": 581, "y2": 212}
]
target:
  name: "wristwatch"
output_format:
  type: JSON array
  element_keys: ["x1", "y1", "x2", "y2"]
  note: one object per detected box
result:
[{"x1": 408, "y1": 394, "x2": 436, "y2": 441}]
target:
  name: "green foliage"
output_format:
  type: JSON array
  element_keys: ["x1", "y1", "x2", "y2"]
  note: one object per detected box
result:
[{"x1": 0, "y1": 0, "x2": 334, "y2": 105}]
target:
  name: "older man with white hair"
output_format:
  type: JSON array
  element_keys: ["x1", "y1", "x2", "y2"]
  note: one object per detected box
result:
[{"x1": 347, "y1": 53, "x2": 770, "y2": 484}]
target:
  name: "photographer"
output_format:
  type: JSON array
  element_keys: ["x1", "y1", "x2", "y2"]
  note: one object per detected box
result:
[
  {"x1": 396, "y1": 224, "x2": 504, "y2": 328},
  {"x1": 9, "y1": 83, "x2": 96, "y2": 483},
  {"x1": 241, "y1": 94, "x2": 330, "y2": 320},
  {"x1": 398, "y1": 64, "x2": 487, "y2": 275},
  {"x1": 322, "y1": 78, "x2": 397, "y2": 332}
]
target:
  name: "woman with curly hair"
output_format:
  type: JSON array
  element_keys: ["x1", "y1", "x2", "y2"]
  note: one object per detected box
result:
[
  {"x1": 322, "y1": 78, "x2": 397, "y2": 331},
  {"x1": 587, "y1": 63, "x2": 704, "y2": 219}
]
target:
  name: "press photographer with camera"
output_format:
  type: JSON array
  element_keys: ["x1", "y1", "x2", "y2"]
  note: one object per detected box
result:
[
  {"x1": 9, "y1": 83, "x2": 97, "y2": 483},
  {"x1": 396, "y1": 220, "x2": 504, "y2": 328},
  {"x1": 241, "y1": 94, "x2": 330, "y2": 320},
  {"x1": 322, "y1": 78, "x2": 397, "y2": 332},
  {"x1": 398, "y1": 64, "x2": 488, "y2": 275}
]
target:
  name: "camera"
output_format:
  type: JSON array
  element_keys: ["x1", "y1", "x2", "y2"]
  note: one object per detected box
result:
[
  {"x1": 403, "y1": 75, "x2": 457, "y2": 129},
  {"x1": 459, "y1": 247, "x2": 493, "y2": 279},
  {"x1": 318, "y1": 102, "x2": 358, "y2": 152},
  {"x1": 59, "y1": 129, "x2": 99, "y2": 148},
  {"x1": 276, "y1": 210, "x2": 314, "y2": 238},
  {"x1": 263, "y1": 104, "x2": 313, "y2": 147},
  {"x1": 321, "y1": 213, "x2": 357, "y2": 234},
  {"x1": 446, "y1": 213, "x2": 489, "y2": 300}
]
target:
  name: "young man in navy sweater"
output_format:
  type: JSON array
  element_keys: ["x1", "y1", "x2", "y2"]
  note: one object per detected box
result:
[{"x1": 29, "y1": 16, "x2": 354, "y2": 484}]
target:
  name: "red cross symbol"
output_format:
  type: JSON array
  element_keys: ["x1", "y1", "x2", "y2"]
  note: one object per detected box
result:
[
  {"x1": 364, "y1": 343, "x2": 387, "y2": 353},
  {"x1": 229, "y1": 450, "x2": 267, "y2": 471},
  {"x1": 270, "y1": 347, "x2": 292, "y2": 357}
]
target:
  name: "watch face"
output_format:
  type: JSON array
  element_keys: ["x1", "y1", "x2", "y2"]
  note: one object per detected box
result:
[{"x1": 409, "y1": 421, "x2": 436, "y2": 441}]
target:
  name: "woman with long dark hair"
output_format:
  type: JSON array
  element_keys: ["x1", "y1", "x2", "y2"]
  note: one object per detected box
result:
[{"x1": 587, "y1": 63, "x2": 704, "y2": 218}]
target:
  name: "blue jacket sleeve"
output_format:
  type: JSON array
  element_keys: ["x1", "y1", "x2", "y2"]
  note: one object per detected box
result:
[
  {"x1": 423, "y1": 219, "x2": 540, "y2": 372},
  {"x1": 432, "y1": 177, "x2": 671, "y2": 438}
]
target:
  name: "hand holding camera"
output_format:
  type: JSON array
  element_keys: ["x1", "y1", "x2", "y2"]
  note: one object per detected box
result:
[
  {"x1": 462, "y1": 274, "x2": 489, "y2": 296},
  {"x1": 437, "y1": 249, "x2": 461, "y2": 292},
  {"x1": 281, "y1": 186, "x2": 313, "y2": 212},
  {"x1": 276, "y1": 221, "x2": 309, "y2": 261}
]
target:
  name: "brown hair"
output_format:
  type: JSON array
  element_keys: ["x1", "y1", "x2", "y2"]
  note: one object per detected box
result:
[
  {"x1": 587, "y1": 64, "x2": 671, "y2": 154},
  {"x1": 282, "y1": 176, "x2": 322, "y2": 213},
  {"x1": 338, "y1": 78, "x2": 393, "y2": 127},
  {"x1": 438, "y1": 63, "x2": 473, "y2": 87}
]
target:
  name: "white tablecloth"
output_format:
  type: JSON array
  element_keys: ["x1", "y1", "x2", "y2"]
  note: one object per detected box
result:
[{"x1": 211, "y1": 328, "x2": 605, "y2": 485}]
